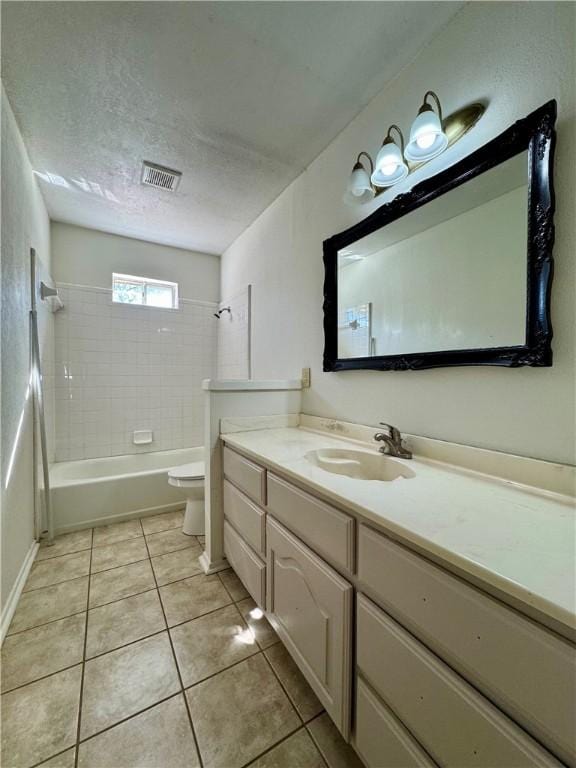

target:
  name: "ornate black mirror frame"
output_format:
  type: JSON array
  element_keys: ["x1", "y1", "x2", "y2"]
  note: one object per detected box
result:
[{"x1": 323, "y1": 100, "x2": 556, "y2": 372}]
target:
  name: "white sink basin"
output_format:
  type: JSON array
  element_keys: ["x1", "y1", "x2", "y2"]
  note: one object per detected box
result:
[{"x1": 305, "y1": 448, "x2": 415, "y2": 482}]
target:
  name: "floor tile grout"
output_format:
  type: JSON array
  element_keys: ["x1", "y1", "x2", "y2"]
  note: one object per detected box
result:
[
  {"x1": 182, "y1": 645, "x2": 263, "y2": 693},
  {"x1": 305, "y1": 717, "x2": 340, "y2": 768},
  {"x1": 74, "y1": 527, "x2": 94, "y2": 768},
  {"x1": 164, "y1": 598, "x2": 235, "y2": 630},
  {"x1": 5, "y1": 605, "x2": 88, "y2": 638},
  {"x1": 241, "y1": 722, "x2": 308, "y2": 768},
  {"x1": 6, "y1": 514, "x2": 334, "y2": 768},
  {"x1": 259, "y1": 643, "x2": 306, "y2": 726},
  {"x1": 85, "y1": 627, "x2": 168, "y2": 663},
  {"x1": 242, "y1": 722, "x2": 330, "y2": 768},
  {"x1": 140, "y1": 520, "x2": 206, "y2": 768},
  {"x1": 35, "y1": 545, "x2": 92, "y2": 562},
  {"x1": 23, "y1": 536, "x2": 203, "y2": 593},
  {"x1": 75, "y1": 691, "x2": 186, "y2": 749},
  {"x1": 1, "y1": 661, "x2": 84, "y2": 697},
  {"x1": 88, "y1": 584, "x2": 157, "y2": 611}
]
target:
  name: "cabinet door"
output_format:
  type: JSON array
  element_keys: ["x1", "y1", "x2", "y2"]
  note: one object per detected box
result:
[{"x1": 266, "y1": 517, "x2": 353, "y2": 739}]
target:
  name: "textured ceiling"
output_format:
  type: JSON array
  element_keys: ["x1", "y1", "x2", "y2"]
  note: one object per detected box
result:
[{"x1": 2, "y1": 1, "x2": 464, "y2": 254}]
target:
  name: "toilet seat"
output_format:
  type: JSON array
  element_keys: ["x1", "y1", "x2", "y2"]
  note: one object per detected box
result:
[{"x1": 168, "y1": 462, "x2": 204, "y2": 481}]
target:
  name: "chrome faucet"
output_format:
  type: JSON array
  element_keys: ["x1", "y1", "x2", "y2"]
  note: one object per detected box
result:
[{"x1": 374, "y1": 423, "x2": 412, "y2": 459}]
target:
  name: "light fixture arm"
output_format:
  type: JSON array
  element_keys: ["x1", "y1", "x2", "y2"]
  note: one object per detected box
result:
[
  {"x1": 355, "y1": 151, "x2": 374, "y2": 175},
  {"x1": 422, "y1": 90, "x2": 443, "y2": 123},
  {"x1": 384, "y1": 124, "x2": 405, "y2": 153}
]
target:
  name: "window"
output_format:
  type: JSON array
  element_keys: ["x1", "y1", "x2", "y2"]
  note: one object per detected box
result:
[{"x1": 112, "y1": 273, "x2": 179, "y2": 309}]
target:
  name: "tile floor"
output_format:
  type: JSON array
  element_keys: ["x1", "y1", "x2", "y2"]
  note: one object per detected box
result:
[{"x1": 1, "y1": 510, "x2": 362, "y2": 768}]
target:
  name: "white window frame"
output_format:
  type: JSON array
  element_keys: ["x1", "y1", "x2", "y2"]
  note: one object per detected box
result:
[{"x1": 112, "y1": 273, "x2": 179, "y2": 309}]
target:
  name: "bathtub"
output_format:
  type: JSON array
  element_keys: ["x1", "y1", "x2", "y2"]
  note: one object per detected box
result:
[{"x1": 50, "y1": 447, "x2": 204, "y2": 534}]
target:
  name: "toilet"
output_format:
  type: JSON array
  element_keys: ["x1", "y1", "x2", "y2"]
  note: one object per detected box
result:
[{"x1": 168, "y1": 461, "x2": 205, "y2": 535}]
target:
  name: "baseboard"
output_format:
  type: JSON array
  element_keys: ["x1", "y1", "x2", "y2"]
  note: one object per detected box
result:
[
  {"x1": 1, "y1": 539, "x2": 40, "y2": 644},
  {"x1": 199, "y1": 551, "x2": 229, "y2": 575},
  {"x1": 54, "y1": 502, "x2": 186, "y2": 535}
]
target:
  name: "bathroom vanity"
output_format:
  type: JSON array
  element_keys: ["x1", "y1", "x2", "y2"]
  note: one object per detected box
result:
[{"x1": 219, "y1": 419, "x2": 575, "y2": 768}]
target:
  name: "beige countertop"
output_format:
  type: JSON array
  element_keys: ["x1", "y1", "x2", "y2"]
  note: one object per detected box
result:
[{"x1": 221, "y1": 425, "x2": 575, "y2": 640}]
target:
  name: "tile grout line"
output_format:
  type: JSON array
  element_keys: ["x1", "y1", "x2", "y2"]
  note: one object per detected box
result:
[
  {"x1": 23, "y1": 528, "x2": 201, "y2": 596},
  {"x1": 242, "y1": 722, "x2": 330, "y2": 768},
  {"x1": 6, "y1": 556, "x2": 209, "y2": 663},
  {"x1": 259, "y1": 639, "x2": 306, "y2": 726},
  {"x1": 6, "y1": 603, "x2": 88, "y2": 638},
  {"x1": 9, "y1": 520, "x2": 327, "y2": 768},
  {"x1": 2, "y1": 660, "x2": 85, "y2": 697},
  {"x1": 140, "y1": 519, "x2": 206, "y2": 768},
  {"x1": 24, "y1": 543, "x2": 199, "y2": 596},
  {"x1": 73, "y1": 526, "x2": 94, "y2": 768},
  {"x1": 229, "y1": 598, "x2": 311, "y2": 728},
  {"x1": 305, "y1": 717, "x2": 343, "y2": 768},
  {"x1": 4, "y1": 519, "x2": 196, "y2": 765},
  {"x1": 164, "y1": 598, "x2": 235, "y2": 631},
  {"x1": 228, "y1": 593, "x2": 330, "y2": 767},
  {"x1": 74, "y1": 692, "x2": 187, "y2": 752},
  {"x1": 241, "y1": 722, "x2": 308, "y2": 768},
  {"x1": 34, "y1": 544, "x2": 92, "y2": 563},
  {"x1": 182, "y1": 649, "x2": 263, "y2": 693}
]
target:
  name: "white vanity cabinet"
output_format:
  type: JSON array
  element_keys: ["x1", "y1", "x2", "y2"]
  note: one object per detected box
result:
[
  {"x1": 266, "y1": 516, "x2": 353, "y2": 739},
  {"x1": 357, "y1": 524, "x2": 576, "y2": 766},
  {"x1": 221, "y1": 443, "x2": 573, "y2": 768},
  {"x1": 357, "y1": 594, "x2": 562, "y2": 768},
  {"x1": 222, "y1": 449, "x2": 267, "y2": 608}
]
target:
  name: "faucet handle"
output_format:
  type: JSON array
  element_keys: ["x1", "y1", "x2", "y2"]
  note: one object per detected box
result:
[{"x1": 378, "y1": 422, "x2": 401, "y2": 441}]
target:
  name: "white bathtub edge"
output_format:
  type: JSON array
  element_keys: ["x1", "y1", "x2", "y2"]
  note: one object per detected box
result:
[{"x1": 55, "y1": 501, "x2": 186, "y2": 535}]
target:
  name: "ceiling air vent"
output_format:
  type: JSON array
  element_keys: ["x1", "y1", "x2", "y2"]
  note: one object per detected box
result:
[{"x1": 141, "y1": 161, "x2": 182, "y2": 192}]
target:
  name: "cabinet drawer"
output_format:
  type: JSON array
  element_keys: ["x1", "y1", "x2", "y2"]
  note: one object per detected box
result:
[
  {"x1": 223, "y1": 447, "x2": 266, "y2": 505},
  {"x1": 266, "y1": 517, "x2": 353, "y2": 739},
  {"x1": 357, "y1": 594, "x2": 561, "y2": 768},
  {"x1": 358, "y1": 524, "x2": 576, "y2": 766},
  {"x1": 223, "y1": 520, "x2": 265, "y2": 608},
  {"x1": 223, "y1": 480, "x2": 265, "y2": 556},
  {"x1": 355, "y1": 677, "x2": 436, "y2": 768},
  {"x1": 267, "y1": 473, "x2": 355, "y2": 572}
]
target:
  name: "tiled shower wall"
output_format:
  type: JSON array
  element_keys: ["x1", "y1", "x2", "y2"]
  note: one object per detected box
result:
[
  {"x1": 216, "y1": 286, "x2": 251, "y2": 379},
  {"x1": 54, "y1": 284, "x2": 217, "y2": 461}
]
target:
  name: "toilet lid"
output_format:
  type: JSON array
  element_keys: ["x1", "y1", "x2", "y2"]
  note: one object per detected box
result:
[{"x1": 168, "y1": 461, "x2": 204, "y2": 481}]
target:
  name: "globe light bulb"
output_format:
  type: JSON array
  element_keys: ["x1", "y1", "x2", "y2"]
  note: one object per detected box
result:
[
  {"x1": 371, "y1": 133, "x2": 408, "y2": 188},
  {"x1": 380, "y1": 162, "x2": 399, "y2": 177},
  {"x1": 415, "y1": 132, "x2": 436, "y2": 150}
]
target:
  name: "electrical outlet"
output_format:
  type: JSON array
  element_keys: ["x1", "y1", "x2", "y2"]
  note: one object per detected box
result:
[{"x1": 301, "y1": 367, "x2": 311, "y2": 388}]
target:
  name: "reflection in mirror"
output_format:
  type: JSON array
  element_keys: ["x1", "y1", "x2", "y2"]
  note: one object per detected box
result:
[{"x1": 337, "y1": 152, "x2": 528, "y2": 359}]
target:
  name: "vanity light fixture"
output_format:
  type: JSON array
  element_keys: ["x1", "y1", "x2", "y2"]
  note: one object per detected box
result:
[
  {"x1": 371, "y1": 125, "x2": 409, "y2": 187},
  {"x1": 404, "y1": 91, "x2": 448, "y2": 162},
  {"x1": 343, "y1": 152, "x2": 375, "y2": 204},
  {"x1": 344, "y1": 91, "x2": 485, "y2": 204}
]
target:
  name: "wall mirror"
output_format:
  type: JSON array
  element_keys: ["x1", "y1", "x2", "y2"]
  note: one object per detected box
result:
[{"x1": 323, "y1": 101, "x2": 556, "y2": 371}]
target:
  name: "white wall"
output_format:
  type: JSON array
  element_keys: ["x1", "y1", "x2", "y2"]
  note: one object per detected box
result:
[
  {"x1": 221, "y1": 2, "x2": 576, "y2": 465},
  {"x1": 216, "y1": 287, "x2": 251, "y2": 379},
  {"x1": 51, "y1": 222, "x2": 220, "y2": 302},
  {"x1": 1, "y1": 86, "x2": 52, "y2": 612}
]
